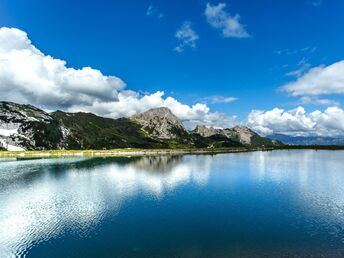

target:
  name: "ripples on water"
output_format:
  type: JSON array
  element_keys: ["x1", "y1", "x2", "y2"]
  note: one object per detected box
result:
[{"x1": 0, "y1": 150, "x2": 344, "y2": 257}]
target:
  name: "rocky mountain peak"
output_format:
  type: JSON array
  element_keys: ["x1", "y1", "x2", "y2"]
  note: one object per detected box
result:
[
  {"x1": 0, "y1": 101, "x2": 59, "y2": 151},
  {"x1": 192, "y1": 125, "x2": 222, "y2": 137},
  {"x1": 233, "y1": 125, "x2": 257, "y2": 144},
  {"x1": 0, "y1": 101, "x2": 52, "y2": 123},
  {"x1": 133, "y1": 107, "x2": 177, "y2": 119},
  {"x1": 131, "y1": 107, "x2": 187, "y2": 139}
]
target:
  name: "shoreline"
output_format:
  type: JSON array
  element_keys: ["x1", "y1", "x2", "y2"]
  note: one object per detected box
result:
[
  {"x1": 0, "y1": 147, "x2": 263, "y2": 158},
  {"x1": 1, "y1": 146, "x2": 344, "y2": 158}
]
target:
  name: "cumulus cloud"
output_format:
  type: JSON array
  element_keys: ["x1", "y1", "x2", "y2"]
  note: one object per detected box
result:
[
  {"x1": 69, "y1": 91, "x2": 236, "y2": 129},
  {"x1": 205, "y1": 2, "x2": 250, "y2": 38},
  {"x1": 248, "y1": 106, "x2": 344, "y2": 137},
  {"x1": 0, "y1": 27, "x2": 125, "y2": 108},
  {"x1": 174, "y1": 22, "x2": 199, "y2": 53},
  {"x1": 0, "y1": 27, "x2": 235, "y2": 129},
  {"x1": 281, "y1": 60, "x2": 344, "y2": 96}
]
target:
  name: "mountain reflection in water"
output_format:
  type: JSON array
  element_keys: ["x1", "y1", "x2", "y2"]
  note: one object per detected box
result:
[
  {"x1": 1, "y1": 151, "x2": 344, "y2": 257},
  {"x1": 0, "y1": 155, "x2": 212, "y2": 257}
]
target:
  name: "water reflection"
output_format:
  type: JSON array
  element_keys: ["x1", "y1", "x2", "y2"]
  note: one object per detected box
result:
[
  {"x1": 1, "y1": 151, "x2": 344, "y2": 257},
  {"x1": 247, "y1": 150, "x2": 344, "y2": 246},
  {"x1": 0, "y1": 155, "x2": 212, "y2": 257}
]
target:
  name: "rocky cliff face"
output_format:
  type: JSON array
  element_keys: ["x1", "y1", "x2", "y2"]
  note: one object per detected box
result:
[
  {"x1": 192, "y1": 124, "x2": 280, "y2": 147},
  {"x1": 131, "y1": 107, "x2": 188, "y2": 139},
  {"x1": 232, "y1": 125, "x2": 256, "y2": 145},
  {"x1": 192, "y1": 125, "x2": 222, "y2": 137},
  {"x1": 0, "y1": 101, "x2": 63, "y2": 150},
  {"x1": 192, "y1": 125, "x2": 238, "y2": 139}
]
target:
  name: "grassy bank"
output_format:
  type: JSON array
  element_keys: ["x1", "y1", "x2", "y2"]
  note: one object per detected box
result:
[
  {"x1": 0, "y1": 147, "x2": 272, "y2": 158},
  {"x1": 1, "y1": 145, "x2": 344, "y2": 158}
]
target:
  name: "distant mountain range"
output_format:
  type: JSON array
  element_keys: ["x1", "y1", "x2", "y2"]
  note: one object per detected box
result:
[
  {"x1": 268, "y1": 134, "x2": 344, "y2": 146},
  {"x1": 0, "y1": 101, "x2": 281, "y2": 151}
]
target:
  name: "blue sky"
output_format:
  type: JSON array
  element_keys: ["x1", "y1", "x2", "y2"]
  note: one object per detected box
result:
[{"x1": 1, "y1": 0, "x2": 344, "y2": 135}]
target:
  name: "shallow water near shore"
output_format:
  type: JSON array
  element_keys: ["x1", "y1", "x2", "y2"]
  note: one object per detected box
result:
[{"x1": 1, "y1": 150, "x2": 344, "y2": 257}]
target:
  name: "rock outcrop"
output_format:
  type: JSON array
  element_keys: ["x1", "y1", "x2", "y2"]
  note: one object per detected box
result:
[
  {"x1": 0, "y1": 101, "x2": 63, "y2": 150},
  {"x1": 192, "y1": 125, "x2": 222, "y2": 138},
  {"x1": 131, "y1": 107, "x2": 187, "y2": 139},
  {"x1": 192, "y1": 124, "x2": 280, "y2": 147},
  {"x1": 232, "y1": 125, "x2": 256, "y2": 145}
]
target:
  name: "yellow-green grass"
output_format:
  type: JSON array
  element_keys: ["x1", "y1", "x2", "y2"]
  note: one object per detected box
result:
[
  {"x1": 1, "y1": 145, "x2": 343, "y2": 158},
  {"x1": 0, "y1": 147, "x2": 267, "y2": 158}
]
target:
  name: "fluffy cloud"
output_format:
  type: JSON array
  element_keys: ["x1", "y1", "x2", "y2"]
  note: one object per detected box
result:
[
  {"x1": 248, "y1": 106, "x2": 344, "y2": 137},
  {"x1": 174, "y1": 22, "x2": 199, "y2": 53},
  {"x1": 205, "y1": 3, "x2": 250, "y2": 38},
  {"x1": 69, "y1": 91, "x2": 236, "y2": 129},
  {"x1": 0, "y1": 27, "x2": 125, "y2": 108},
  {"x1": 0, "y1": 27, "x2": 235, "y2": 129},
  {"x1": 281, "y1": 60, "x2": 344, "y2": 96}
]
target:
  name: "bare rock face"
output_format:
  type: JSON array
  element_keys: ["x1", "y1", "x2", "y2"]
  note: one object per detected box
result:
[
  {"x1": 0, "y1": 101, "x2": 51, "y2": 150},
  {"x1": 192, "y1": 125, "x2": 222, "y2": 137},
  {"x1": 192, "y1": 124, "x2": 279, "y2": 147},
  {"x1": 0, "y1": 101, "x2": 63, "y2": 150},
  {"x1": 232, "y1": 125, "x2": 256, "y2": 145},
  {"x1": 131, "y1": 107, "x2": 187, "y2": 139}
]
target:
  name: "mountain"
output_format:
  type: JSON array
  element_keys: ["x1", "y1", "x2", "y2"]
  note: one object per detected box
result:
[
  {"x1": 0, "y1": 101, "x2": 281, "y2": 151},
  {"x1": 192, "y1": 125, "x2": 281, "y2": 147},
  {"x1": 192, "y1": 125, "x2": 223, "y2": 137},
  {"x1": 268, "y1": 134, "x2": 344, "y2": 146},
  {"x1": 131, "y1": 107, "x2": 243, "y2": 148},
  {"x1": 52, "y1": 111, "x2": 167, "y2": 149},
  {"x1": 131, "y1": 107, "x2": 187, "y2": 139},
  {"x1": 0, "y1": 102, "x2": 64, "y2": 150}
]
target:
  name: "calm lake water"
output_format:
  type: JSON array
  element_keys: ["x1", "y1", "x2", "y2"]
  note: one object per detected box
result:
[{"x1": 1, "y1": 150, "x2": 344, "y2": 257}]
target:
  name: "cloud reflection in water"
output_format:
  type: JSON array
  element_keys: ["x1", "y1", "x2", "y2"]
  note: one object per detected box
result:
[{"x1": 0, "y1": 155, "x2": 212, "y2": 257}]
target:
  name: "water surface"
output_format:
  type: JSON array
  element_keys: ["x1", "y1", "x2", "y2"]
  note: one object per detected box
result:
[{"x1": 1, "y1": 150, "x2": 344, "y2": 257}]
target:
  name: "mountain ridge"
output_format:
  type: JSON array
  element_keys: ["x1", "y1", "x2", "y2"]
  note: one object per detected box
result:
[
  {"x1": 0, "y1": 101, "x2": 281, "y2": 151},
  {"x1": 268, "y1": 133, "x2": 344, "y2": 146}
]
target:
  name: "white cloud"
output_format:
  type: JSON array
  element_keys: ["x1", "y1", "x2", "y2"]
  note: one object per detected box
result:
[
  {"x1": 248, "y1": 106, "x2": 344, "y2": 137},
  {"x1": 70, "y1": 91, "x2": 236, "y2": 129},
  {"x1": 205, "y1": 3, "x2": 250, "y2": 38},
  {"x1": 146, "y1": 4, "x2": 163, "y2": 19},
  {"x1": 174, "y1": 22, "x2": 199, "y2": 53},
  {"x1": 202, "y1": 95, "x2": 238, "y2": 104},
  {"x1": 285, "y1": 58, "x2": 311, "y2": 78},
  {"x1": 0, "y1": 27, "x2": 235, "y2": 129},
  {"x1": 281, "y1": 60, "x2": 344, "y2": 97},
  {"x1": 0, "y1": 27, "x2": 125, "y2": 108},
  {"x1": 297, "y1": 96, "x2": 340, "y2": 106}
]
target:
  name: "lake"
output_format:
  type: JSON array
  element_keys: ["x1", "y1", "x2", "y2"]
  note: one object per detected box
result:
[{"x1": 1, "y1": 150, "x2": 344, "y2": 257}]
